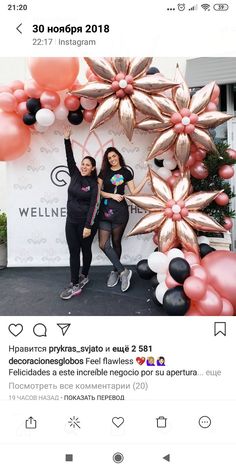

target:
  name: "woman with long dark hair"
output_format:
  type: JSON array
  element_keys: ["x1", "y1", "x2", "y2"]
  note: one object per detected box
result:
[
  {"x1": 60, "y1": 125, "x2": 99, "y2": 300},
  {"x1": 98, "y1": 147, "x2": 148, "y2": 292}
]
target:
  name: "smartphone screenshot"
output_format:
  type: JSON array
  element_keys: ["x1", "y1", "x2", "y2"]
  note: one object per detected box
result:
[{"x1": 0, "y1": 0, "x2": 236, "y2": 470}]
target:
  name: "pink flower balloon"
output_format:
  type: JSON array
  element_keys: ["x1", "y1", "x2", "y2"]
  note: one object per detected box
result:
[
  {"x1": 196, "y1": 285, "x2": 223, "y2": 316},
  {"x1": 183, "y1": 276, "x2": 207, "y2": 301},
  {"x1": 0, "y1": 112, "x2": 31, "y2": 161},
  {"x1": 29, "y1": 57, "x2": 79, "y2": 91},
  {"x1": 202, "y1": 251, "x2": 236, "y2": 311},
  {"x1": 64, "y1": 95, "x2": 80, "y2": 111},
  {"x1": 218, "y1": 165, "x2": 234, "y2": 179},
  {"x1": 0, "y1": 92, "x2": 17, "y2": 112},
  {"x1": 40, "y1": 90, "x2": 60, "y2": 110},
  {"x1": 24, "y1": 79, "x2": 44, "y2": 98}
]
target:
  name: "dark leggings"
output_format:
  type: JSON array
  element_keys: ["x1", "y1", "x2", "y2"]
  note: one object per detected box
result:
[
  {"x1": 99, "y1": 222, "x2": 127, "y2": 273},
  {"x1": 66, "y1": 220, "x2": 97, "y2": 285}
]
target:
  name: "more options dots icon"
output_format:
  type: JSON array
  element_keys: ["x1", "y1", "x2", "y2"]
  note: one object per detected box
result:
[{"x1": 199, "y1": 416, "x2": 211, "y2": 428}]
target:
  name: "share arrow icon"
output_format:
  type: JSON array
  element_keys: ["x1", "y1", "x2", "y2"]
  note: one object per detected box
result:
[{"x1": 57, "y1": 323, "x2": 71, "y2": 336}]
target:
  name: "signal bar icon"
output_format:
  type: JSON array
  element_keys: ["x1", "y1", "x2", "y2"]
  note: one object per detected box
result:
[
  {"x1": 189, "y1": 4, "x2": 198, "y2": 9},
  {"x1": 201, "y1": 3, "x2": 211, "y2": 10}
]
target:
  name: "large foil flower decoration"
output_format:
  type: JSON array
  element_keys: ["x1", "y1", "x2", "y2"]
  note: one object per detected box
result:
[
  {"x1": 137, "y1": 66, "x2": 232, "y2": 172},
  {"x1": 126, "y1": 168, "x2": 226, "y2": 254},
  {"x1": 73, "y1": 57, "x2": 177, "y2": 140}
]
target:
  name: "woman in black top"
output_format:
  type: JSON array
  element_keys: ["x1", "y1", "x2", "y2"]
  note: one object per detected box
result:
[
  {"x1": 98, "y1": 147, "x2": 148, "y2": 292},
  {"x1": 60, "y1": 126, "x2": 99, "y2": 300}
]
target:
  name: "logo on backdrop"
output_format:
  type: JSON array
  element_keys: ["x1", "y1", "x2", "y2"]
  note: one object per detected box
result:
[{"x1": 50, "y1": 165, "x2": 70, "y2": 187}]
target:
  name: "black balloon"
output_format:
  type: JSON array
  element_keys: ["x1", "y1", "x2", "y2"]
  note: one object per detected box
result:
[
  {"x1": 154, "y1": 158, "x2": 164, "y2": 168},
  {"x1": 147, "y1": 67, "x2": 160, "y2": 75},
  {"x1": 199, "y1": 243, "x2": 216, "y2": 258},
  {"x1": 136, "y1": 259, "x2": 155, "y2": 280},
  {"x1": 68, "y1": 109, "x2": 83, "y2": 125},
  {"x1": 26, "y1": 98, "x2": 41, "y2": 114},
  {"x1": 151, "y1": 275, "x2": 159, "y2": 289},
  {"x1": 23, "y1": 113, "x2": 36, "y2": 125},
  {"x1": 169, "y1": 257, "x2": 190, "y2": 284},
  {"x1": 163, "y1": 286, "x2": 190, "y2": 315}
]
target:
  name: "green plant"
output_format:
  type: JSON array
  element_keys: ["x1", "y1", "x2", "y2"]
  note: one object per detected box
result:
[{"x1": 0, "y1": 212, "x2": 7, "y2": 244}]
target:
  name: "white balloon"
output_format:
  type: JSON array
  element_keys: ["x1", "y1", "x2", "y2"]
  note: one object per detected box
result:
[
  {"x1": 156, "y1": 167, "x2": 172, "y2": 181},
  {"x1": 36, "y1": 108, "x2": 55, "y2": 127},
  {"x1": 167, "y1": 248, "x2": 185, "y2": 261},
  {"x1": 54, "y1": 104, "x2": 68, "y2": 121},
  {"x1": 157, "y1": 272, "x2": 166, "y2": 283},
  {"x1": 198, "y1": 236, "x2": 210, "y2": 245},
  {"x1": 163, "y1": 157, "x2": 177, "y2": 170},
  {"x1": 148, "y1": 252, "x2": 169, "y2": 274},
  {"x1": 80, "y1": 97, "x2": 97, "y2": 110},
  {"x1": 155, "y1": 281, "x2": 168, "y2": 304},
  {"x1": 159, "y1": 149, "x2": 174, "y2": 160}
]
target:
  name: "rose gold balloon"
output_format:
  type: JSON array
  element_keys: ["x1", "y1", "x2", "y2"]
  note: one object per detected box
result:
[
  {"x1": 176, "y1": 220, "x2": 199, "y2": 254},
  {"x1": 223, "y1": 217, "x2": 233, "y2": 230},
  {"x1": 191, "y1": 128, "x2": 217, "y2": 153},
  {"x1": 227, "y1": 148, "x2": 236, "y2": 160},
  {"x1": 196, "y1": 285, "x2": 223, "y2": 316},
  {"x1": 173, "y1": 66, "x2": 190, "y2": 110},
  {"x1": 24, "y1": 79, "x2": 44, "y2": 98},
  {"x1": 118, "y1": 96, "x2": 135, "y2": 140},
  {"x1": 220, "y1": 298, "x2": 234, "y2": 315},
  {"x1": 183, "y1": 251, "x2": 201, "y2": 266},
  {"x1": 189, "y1": 81, "x2": 215, "y2": 114},
  {"x1": 134, "y1": 75, "x2": 177, "y2": 94},
  {"x1": 185, "y1": 190, "x2": 221, "y2": 210},
  {"x1": 90, "y1": 95, "x2": 119, "y2": 131},
  {"x1": 197, "y1": 111, "x2": 232, "y2": 128},
  {"x1": 128, "y1": 57, "x2": 152, "y2": 79},
  {"x1": 127, "y1": 212, "x2": 166, "y2": 237},
  {"x1": 131, "y1": 89, "x2": 163, "y2": 121},
  {"x1": 158, "y1": 218, "x2": 176, "y2": 253},
  {"x1": 29, "y1": 57, "x2": 79, "y2": 91},
  {"x1": 183, "y1": 276, "x2": 207, "y2": 301},
  {"x1": 17, "y1": 101, "x2": 28, "y2": 116},
  {"x1": 9, "y1": 80, "x2": 24, "y2": 91},
  {"x1": 40, "y1": 90, "x2": 60, "y2": 110},
  {"x1": 175, "y1": 133, "x2": 191, "y2": 173},
  {"x1": 184, "y1": 211, "x2": 226, "y2": 233},
  {"x1": 218, "y1": 165, "x2": 234, "y2": 179},
  {"x1": 215, "y1": 192, "x2": 229, "y2": 206},
  {"x1": 190, "y1": 264, "x2": 208, "y2": 283},
  {"x1": 0, "y1": 112, "x2": 31, "y2": 161},
  {"x1": 147, "y1": 128, "x2": 177, "y2": 160},
  {"x1": 166, "y1": 272, "x2": 180, "y2": 288},
  {"x1": 202, "y1": 251, "x2": 236, "y2": 311},
  {"x1": 190, "y1": 162, "x2": 209, "y2": 179}
]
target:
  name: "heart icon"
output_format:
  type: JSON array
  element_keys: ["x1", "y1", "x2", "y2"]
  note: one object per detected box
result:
[
  {"x1": 8, "y1": 324, "x2": 23, "y2": 337},
  {"x1": 136, "y1": 357, "x2": 145, "y2": 365},
  {"x1": 112, "y1": 417, "x2": 124, "y2": 428}
]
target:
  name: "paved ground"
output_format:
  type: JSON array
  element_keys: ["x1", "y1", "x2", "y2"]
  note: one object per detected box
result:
[{"x1": 0, "y1": 266, "x2": 166, "y2": 316}]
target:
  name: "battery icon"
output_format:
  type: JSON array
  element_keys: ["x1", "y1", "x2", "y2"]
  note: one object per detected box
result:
[{"x1": 213, "y1": 4, "x2": 229, "y2": 10}]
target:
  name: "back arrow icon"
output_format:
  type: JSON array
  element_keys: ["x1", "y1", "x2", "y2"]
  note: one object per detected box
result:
[{"x1": 16, "y1": 23, "x2": 22, "y2": 34}]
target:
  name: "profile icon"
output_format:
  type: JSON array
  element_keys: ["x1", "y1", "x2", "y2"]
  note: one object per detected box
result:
[{"x1": 157, "y1": 356, "x2": 165, "y2": 366}]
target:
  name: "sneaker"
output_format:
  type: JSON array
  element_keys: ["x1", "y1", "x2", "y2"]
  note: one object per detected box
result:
[
  {"x1": 78, "y1": 274, "x2": 89, "y2": 289},
  {"x1": 107, "y1": 270, "x2": 119, "y2": 288},
  {"x1": 120, "y1": 268, "x2": 132, "y2": 292},
  {"x1": 60, "y1": 283, "x2": 81, "y2": 300}
]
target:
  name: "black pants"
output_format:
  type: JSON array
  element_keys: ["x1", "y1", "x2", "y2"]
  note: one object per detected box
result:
[{"x1": 66, "y1": 219, "x2": 97, "y2": 285}]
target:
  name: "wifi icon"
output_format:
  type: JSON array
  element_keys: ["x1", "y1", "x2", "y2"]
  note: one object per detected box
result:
[{"x1": 201, "y1": 3, "x2": 211, "y2": 10}]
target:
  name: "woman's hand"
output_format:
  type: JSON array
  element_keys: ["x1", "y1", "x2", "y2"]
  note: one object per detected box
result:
[
  {"x1": 83, "y1": 228, "x2": 91, "y2": 238},
  {"x1": 112, "y1": 194, "x2": 124, "y2": 202},
  {"x1": 64, "y1": 125, "x2": 72, "y2": 140}
]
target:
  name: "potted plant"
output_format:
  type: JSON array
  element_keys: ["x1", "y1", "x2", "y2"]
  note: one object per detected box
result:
[{"x1": 0, "y1": 212, "x2": 7, "y2": 268}]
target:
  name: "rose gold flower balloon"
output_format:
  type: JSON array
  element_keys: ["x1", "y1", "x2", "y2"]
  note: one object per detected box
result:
[
  {"x1": 137, "y1": 65, "x2": 232, "y2": 172},
  {"x1": 73, "y1": 57, "x2": 177, "y2": 140},
  {"x1": 125, "y1": 169, "x2": 226, "y2": 253}
]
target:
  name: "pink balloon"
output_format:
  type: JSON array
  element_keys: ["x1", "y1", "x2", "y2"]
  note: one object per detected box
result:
[
  {"x1": 13, "y1": 89, "x2": 28, "y2": 103},
  {"x1": 196, "y1": 286, "x2": 223, "y2": 316},
  {"x1": 29, "y1": 57, "x2": 79, "y2": 91},
  {"x1": 227, "y1": 148, "x2": 236, "y2": 160},
  {"x1": 218, "y1": 165, "x2": 234, "y2": 179},
  {"x1": 183, "y1": 251, "x2": 201, "y2": 266},
  {"x1": 0, "y1": 92, "x2": 17, "y2": 112},
  {"x1": 83, "y1": 109, "x2": 95, "y2": 123},
  {"x1": 64, "y1": 95, "x2": 80, "y2": 111},
  {"x1": 40, "y1": 90, "x2": 60, "y2": 110},
  {"x1": 187, "y1": 154, "x2": 196, "y2": 167},
  {"x1": 17, "y1": 101, "x2": 28, "y2": 116},
  {"x1": 152, "y1": 233, "x2": 159, "y2": 246},
  {"x1": 183, "y1": 276, "x2": 207, "y2": 301},
  {"x1": 0, "y1": 112, "x2": 31, "y2": 161},
  {"x1": 223, "y1": 217, "x2": 233, "y2": 231},
  {"x1": 220, "y1": 298, "x2": 234, "y2": 316},
  {"x1": 202, "y1": 251, "x2": 236, "y2": 311},
  {"x1": 24, "y1": 79, "x2": 44, "y2": 98},
  {"x1": 167, "y1": 175, "x2": 178, "y2": 188},
  {"x1": 215, "y1": 192, "x2": 229, "y2": 206},
  {"x1": 206, "y1": 102, "x2": 218, "y2": 112},
  {"x1": 54, "y1": 104, "x2": 68, "y2": 121},
  {"x1": 190, "y1": 264, "x2": 208, "y2": 283},
  {"x1": 194, "y1": 149, "x2": 206, "y2": 161},
  {"x1": 0, "y1": 85, "x2": 13, "y2": 93},
  {"x1": 80, "y1": 97, "x2": 97, "y2": 110},
  {"x1": 9, "y1": 80, "x2": 24, "y2": 91},
  {"x1": 88, "y1": 73, "x2": 99, "y2": 82},
  {"x1": 165, "y1": 272, "x2": 180, "y2": 289},
  {"x1": 190, "y1": 162, "x2": 208, "y2": 179},
  {"x1": 186, "y1": 303, "x2": 202, "y2": 316},
  {"x1": 70, "y1": 80, "x2": 83, "y2": 91},
  {"x1": 85, "y1": 67, "x2": 92, "y2": 79}
]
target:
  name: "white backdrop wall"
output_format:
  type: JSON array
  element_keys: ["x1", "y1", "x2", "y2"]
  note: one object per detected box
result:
[{"x1": 1, "y1": 57, "x2": 187, "y2": 267}]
